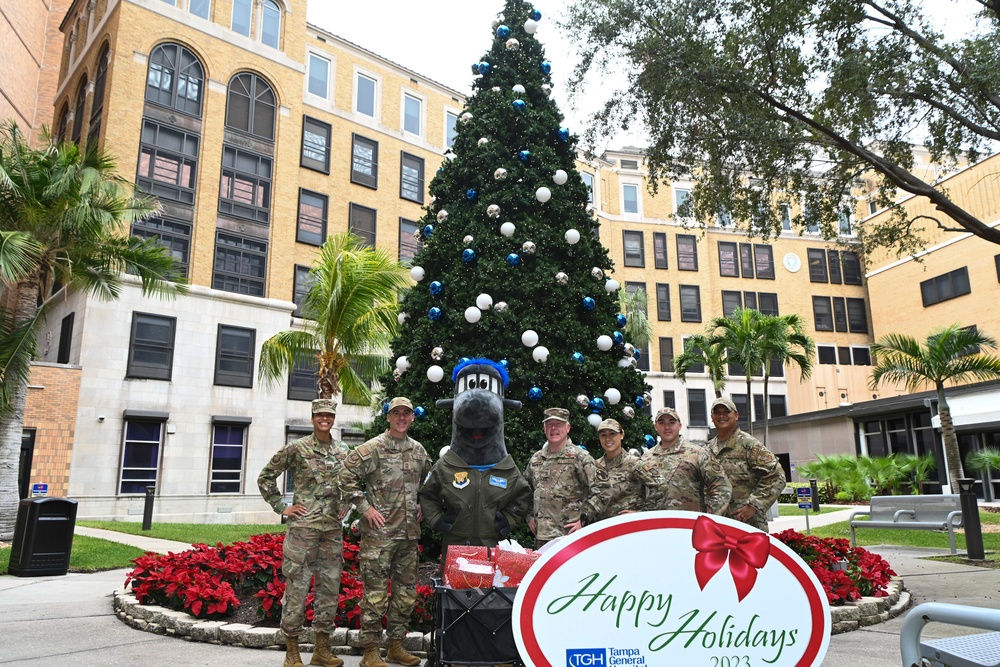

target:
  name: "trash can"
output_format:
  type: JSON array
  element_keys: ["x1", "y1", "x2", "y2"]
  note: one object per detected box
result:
[{"x1": 8, "y1": 497, "x2": 79, "y2": 577}]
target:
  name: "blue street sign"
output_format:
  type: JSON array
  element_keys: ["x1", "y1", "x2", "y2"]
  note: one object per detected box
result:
[
  {"x1": 31, "y1": 483, "x2": 48, "y2": 497},
  {"x1": 798, "y1": 502, "x2": 813, "y2": 509},
  {"x1": 796, "y1": 487, "x2": 811, "y2": 497}
]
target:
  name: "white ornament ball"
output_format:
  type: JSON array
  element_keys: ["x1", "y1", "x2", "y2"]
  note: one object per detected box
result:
[
  {"x1": 622, "y1": 406, "x2": 636, "y2": 419},
  {"x1": 555, "y1": 272, "x2": 569, "y2": 285},
  {"x1": 536, "y1": 187, "x2": 552, "y2": 203},
  {"x1": 532, "y1": 346, "x2": 549, "y2": 363},
  {"x1": 440, "y1": 445, "x2": 450, "y2": 457},
  {"x1": 463, "y1": 235, "x2": 474, "y2": 244},
  {"x1": 398, "y1": 312, "x2": 409, "y2": 324},
  {"x1": 506, "y1": 38, "x2": 520, "y2": 50},
  {"x1": 591, "y1": 267, "x2": 604, "y2": 279},
  {"x1": 624, "y1": 343, "x2": 635, "y2": 356},
  {"x1": 494, "y1": 167, "x2": 508, "y2": 180},
  {"x1": 487, "y1": 204, "x2": 501, "y2": 218},
  {"x1": 491, "y1": 86, "x2": 501, "y2": 93},
  {"x1": 521, "y1": 329, "x2": 539, "y2": 347},
  {"x1": 604, "y1": 388, "x2": 622, "y2": 405},
  {"x1": 478, "y1": 137, "x2": 489, "y2": 146},
  {"x1": 629, "y1": 357, "x2": 638, "y2": 367},
  {"x1": 587, "y1": 414, "x2": 603, "y2": 428},
  {"x1": 512, "y1": 84, "x2": 525, "y2": 94},
  {"x1": 461, "y1": 112, "x2": 473, "y2": 124},
  {"x1": 500, "y1": 222, "x2": 516, "y2": 237},
  {"x1": 597, "y1": 335, "x2": 613, "y2": 351},
  {"x1": 541, "y1": 83, "x2": 552, "y2": 96},
  {"x1": 410, "y1": 266, "x2": 425, "y2": 281},
  {"x1": 396, "y1": 356, "x2": 410, "y2": 371},
  {"x1": 605, "y1": 279, "x2": 620, "y2": 292},
  {"x1": 465, "y1": 306, "x2": 482, "y2": 323},
  {"x1": 524, "y1": 18, "x2": 538, "y2": 34},
  {"x1": 445, "y1": 151, "x2": 457, "y2": 161},
  {"x1": 618, "y1": 357, "x2": 632, "y2": 368},
  {"x1": 565, "y1": 228, "x2": 581, "y2": 245},
  {"x1": 437, "y1": 210, "x2": 448, "y2": 222},
  {"x1": 553, "y1": 170, "x2": 568, "y2": 185},
  {"x1": 522, "y1": 241, "x2": 536, "y2": 254},
  {"x1": 586, "y1": 203, "x2": 596, "y2": 215},
  {"x1": 476, "y1": 293, "x2": 493, "y2": 310},
  {"x1": 427, "y1": 365, "x2": 444, "y2": 382},
  {"x1": 494, "y1": 301, "x2": 508, "y2": 312}
]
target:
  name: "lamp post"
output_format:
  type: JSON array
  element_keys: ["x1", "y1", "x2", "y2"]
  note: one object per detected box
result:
[{"x1": 958, "y1": 478, "x2": 984, "y2": 560}]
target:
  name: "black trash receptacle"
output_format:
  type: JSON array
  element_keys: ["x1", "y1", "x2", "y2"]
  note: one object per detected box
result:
[{"x1": 8, "y1": 497, "x2": 79, "y2": 577}]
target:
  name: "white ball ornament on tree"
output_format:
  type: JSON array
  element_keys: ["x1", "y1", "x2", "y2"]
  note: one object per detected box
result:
[
  {"x1": 465, "y1": 306, "x2": 482, "y2": 323},
  {"x1": 476, "y1": 293, "x2": 493, "y2": 310},
  {"x1": 587, "y1": 414, "x2": 603, "y2": 428},
  {"x1": 605, "y1": 279, "x2": 620, "y2": 292},
  {"x1": 553, "y1": 170, "x2": 568, "y2": 185},
  {"x1": 506, "y1": 38, "x2": 520, "y2": 50},
  {"x1": 532, "y1": 346, "x2": 549, "y2": 363},
  {"x1": 618, "y1": 357, "x2": 632, "y2": 368},
  {"x1": 624, "y1": 343, "x2": 636, "y2": 357},
  {"x1": 622, "y1": 406, "x2": 636, "y2": 419},
  {"x1": 398, "y1": 312, "x2": 409, "y2": 325},
  {"x1": 521, "y1": 330, "x2": 539, "y2": 347},
  {"x1": 410, "y1": 266, "x2": 425, "y2": 282},
  {"x1": 494, "y1": 168, "x2": 508, "y2": 180},
  {"x1": 478, "y1": 137, "x2": 489, "y2": 146},
  {"x1": 463, "y1": 235, "x2": 474, "y2": 244},
  {"x1": 461, "y1": 112, "x2": 473, "y2": 123},
  {"x1": 597, "y1": 335, "x2": 613, "y2": 351},
  {"x1": 445, "y1": 151, "x2": 457, "y2": 162},
  {"x1": 437, "y1": 210, "x2": 448, "y2": 222},
  {"x1": 565, "y1": 229, "x2": 581, "y2": 245},
  {"x1": 512, "y1": 84, "x2": 525, "y2": 94},
  {"x1": 500, "y1": 222, "x2": 516, "y2": 237},
  {"x1": 586, "y1": 203, "x2": 596, "y2": 215},
  {"x1": 536, "y1": 187, "x2": 552, "y2": 203},
  {"x1": 524, "y1": 18, "x2": 538, "y2": 34},
  {"x1": 541, "y1": 83, "x2": 552, "y2": 96},
  {"x1": 604, "y1": 388, "x2": 622, "y2": 405},
  {"x1": 396, "y1": 356, "x2": 410, "y2": 372},
  {"x1": 427, "y1": 365, "x2": 444, "y2": 382},
  {"x1": 555, "y1": 272, "x2": 569, "y2": 285}
]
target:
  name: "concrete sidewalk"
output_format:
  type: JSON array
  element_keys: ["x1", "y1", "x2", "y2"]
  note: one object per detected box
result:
[{"x1": 3, "y1": 516, "x2": 1000, "y2": 666}]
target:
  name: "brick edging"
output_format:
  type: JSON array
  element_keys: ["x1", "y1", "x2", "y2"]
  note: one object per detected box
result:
[{"x1": 830, "y1": 577, "x2": 909, "y2": 634}]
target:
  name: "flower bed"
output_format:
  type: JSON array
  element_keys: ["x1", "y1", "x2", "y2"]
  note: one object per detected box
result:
[
  {"x1": 124, "y1": 529, "x2": 433, "y2": 631},
  {"x1": 772, "y1": 529, "x2": 897, "y2": 605}
]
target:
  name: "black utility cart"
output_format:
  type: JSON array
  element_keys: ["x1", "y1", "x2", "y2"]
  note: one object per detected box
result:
[{"x1": 426, "y1": 578, "x2": 525, "y2": 667}]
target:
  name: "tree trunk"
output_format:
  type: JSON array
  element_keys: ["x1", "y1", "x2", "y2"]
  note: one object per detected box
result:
[
  {"x1": 937, "y1": 385, "x2": 964, "y2": 493},
  {"x1": 762, "y1": 374, "x2": 770, "y2": 447},
  {"x1": 745, "y1": 376, "x2": 753, "y2": 435}
]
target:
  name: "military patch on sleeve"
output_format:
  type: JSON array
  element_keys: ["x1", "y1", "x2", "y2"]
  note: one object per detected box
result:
[
  {"x1": 453, "y1": 471, "x2": 470, "y2": 489},
  {"x1": 489, "y1": 475, "x2": 507, "y2": 489},
  {"x1": 597, "y1": 469, "x2": 610, "y2": 482},
  {"x1": 270, "y1": 454, "x2": 282, "y2": 464}
]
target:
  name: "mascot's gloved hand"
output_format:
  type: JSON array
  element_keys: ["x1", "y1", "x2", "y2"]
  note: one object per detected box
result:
[
  {"x1": 434, "y1": 513, "x2": 458, "y2": 533},
  {"x1": 494, "y1": 511, "x2": 511, "y2": 538}
]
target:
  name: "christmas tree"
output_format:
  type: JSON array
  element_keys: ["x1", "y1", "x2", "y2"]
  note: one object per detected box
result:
[{"x1": 372, "y1": 0, "x2": 654, "y2": 466}]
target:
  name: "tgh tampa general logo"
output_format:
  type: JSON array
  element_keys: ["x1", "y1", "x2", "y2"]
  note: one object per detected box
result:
[{"x1": 567, "y1": 648, "x2": 646, "y2": 666}]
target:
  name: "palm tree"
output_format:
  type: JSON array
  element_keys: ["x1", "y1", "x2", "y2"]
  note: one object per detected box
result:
[
  {"x1": 617, "y1": 286, "x2": 652, "y2": 351},
  {"x1": 706, "y1": 308, "x2": 770, "y2": 432},
  {"x1": 673, "y1": 334, "x2": 727, "y2": 398},
  {"x1": 0, "y1": 122, "x2": 185, "y2": 539},
  {"x1": 870, "y1": 324, "x2": 1000, "y2": 493},
  {"x1": 258, "y1": 232, "x2": 408, "y2": 403},
  {"x1": 965, "y1": 448, "x2": 1000, "y2": 501},
  {"x1": 756, "y1": 313, "x2": 814, "y2": 445}
]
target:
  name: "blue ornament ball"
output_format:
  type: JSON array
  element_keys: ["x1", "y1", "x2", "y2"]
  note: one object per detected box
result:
[
  {"x1": 423, "y1": 224, "x2": 434, "y2": 236},
  {"x1": 582, "y1": 296, "x2": 596, "y2": 311},
  {"x1": 466, "y1": 188, "x2": 478, "y2": 200},
  {"x1": 612, "y1": 331, "x2": 624, "y2": 345},
  {"x1": 414, "y1": 406, "x2": 427, "y2": 419},
  {"x1": 633, "y1": 348, "x2": 642, "y2": 360},
  {"x1": 471, "y1": 62, "x2": 482, "y2": 75},
  {"x1": 506, "y1": 253, "x2": 521, "y2": 267},
  {"x1": 616, "y1": 314, "x2": 628, "y2": 328},
  {"x1": 479, "y1": 61, "x2": 491, "y2": 74},
  {"x1": 528, "y1": 386, "x2": 544, "y2": 401},
  {"x1": 496, "y1": 25, "x2": 510, "y2": 38},
  {"x1": 558, "y1": 127, "x2": 570, "y2": 142},
  {"x1": 540, "y1": 60, "x2": 552, "y2": 74},
  {"x1": 519, "y1": 149, "x2": 531, "y2": 162},
  {"x1": 571, "y1": 352, "x2": 585, "y2": 364},
  {"x1": 428, "y1": 307, "x2": 442, "y2": 320},
  {"x1": 588, "y1": 397, "x2": 606, "y2": 414},
  {"x1": 512, "y1": 99, "x2": 526, "y2": 111},
  {"x1": 429, "y1": 280, "x2": 443, "y2": 295},
  {"x1": 382, "y1": 403, "x2": 390, "y2": 415},
  {"x1": 462, "y1": 248, "x2": 477, "y2": 263},
  {"x1": 531, "y1": 9, "x2": 542, "y2": 20},
  {"x1": 635, "y1": 395, "x2": 645, "y2": 409},
  {"x1": 644, "y1": 434, "x2": 656, "y2": 448}
]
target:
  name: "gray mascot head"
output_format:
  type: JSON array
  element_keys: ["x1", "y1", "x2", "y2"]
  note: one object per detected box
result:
[{"x1": 436, "y1": 358, "x2": 521, "y2": 466}]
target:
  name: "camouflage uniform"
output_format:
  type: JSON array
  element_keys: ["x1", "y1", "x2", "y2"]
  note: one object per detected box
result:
[
  {"x1": 524, "y1": 440, "x2": 596, "y2": 544},
  {"x1": 339, "y1": 431, "x2": 430, "y2": 648},
  {"x1": 581, "y1": 450, "x2": 665, "y2": 522},
  {"x1": 707, "y1": 428, "x2": 785, "y2": 531},
  {"x1": 643, "y1": 436, "x2": 732, "y2": 515},
  {"x1": 258, "y1": 433, "x2": 350, "y2": 637}
]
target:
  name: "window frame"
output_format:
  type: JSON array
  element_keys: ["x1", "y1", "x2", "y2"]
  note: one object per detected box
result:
[
  {"x1": 722, "y1": 290, "x2": 742, "y2": 318},
  {"x1": 812, "y1": 296, "x2": 834, "y2": 332},
  {"x1": 219, "y1": 145, "x2": 272, "y2": 224},
  {"x1": 807, "y1": 248, "x2": 828, "y2": 282},
  {"x1": 827, "y1": 249, "x2": 843, "y2": 284},
  {"x1": 118, "y1": 419, "x2": 164, "y2": 495},
  {"x1": 131, "y1": 217, "x2": 191, "y2": 278},
  {"x1": 292, "y1": 264, "x2": 311, "y2": 318},
  {"x1": 126, "y1": 312, "x2": 176, "y2": 380},
  {"x1": 655, "y1": 283, "x2": 671, "y2": 322},
  {"x1": 653, "y1": 232, "x2": 668, "y2": 269},
  {"x1": 659, "y1": 337, "x2": 674, "y2": 373},
  {"x1": 209, "y1": 421, "x2": 248, "y2": 494},
  {"x1": 300, "y1": 116, "x2": 331, "y2": 173},
  {"x1": 754, "y1": 245, "x2": 775, "y2": 280},
  {"x1": 288, "y1": 356, "x2": 318, "y2": 401},
  {"x1": 445, "y1": 109, "x2": 459, "y2": 148},
  {"x1": 400, "y1": 152, "x2": 425, "y2": 203},
  {"x1": 920, "y1": 267, "x2": 971, "y2": 307},
  {"x1": 260, "y1": 0, "x2": 281, "y2": 49},
  {"x1": 189, "y1": 0, "x2": 211, "y2": 19},
  {"x1": 145, "y1": 43, "x2": 204, "y2": 117},
  {"x1": 677, "y1": 235, "x2": 698, "y2": 271},
  {"x1": 687, "y1": 388, "x2": 708, "y2": 427},
  {"x1": 136, "y1": 119, "x2": 199, "y2": 205},
  {"x1": 307, "y1": 52, "x2": 331, "y2": 99},
  {"x1": 212, "y1": 231, "x2": 267, "y2": 296},
  {"x1": 718, "y1": 241, "x2": 739, "y2": 277},
  {"x1": 214, "y1": 324, "x2": 256, "y2": 388},
  {"x1": 842, "y1": 251, "x2": 863, "y2": 285},
  {"x1": 402, "y1": 91, "x2": 423, "y2": 137},
  {"x1": 398, "y1": 218, "x2": 420, "y2": 264},
  {"x1": 296, "y1": 189, "x2": 327, "y2": 246},
  {"x1": 846, "y1": 297, "x2": 869, "y2": 333},
  {"x1": 355, "y1": 71, "x2": 378, "y2": 119},
  {"x1": 679, "y1": 284, "x2": 702, "y2": 322},
  {"x1": 225, "y1": 72, "x2": 276, "y2": 141},
  {"x1": 622, "y1": 182, "x2": 640, "y2": 215},
  {"x1": 230, "y1": 0, "x2": 252, "y2": 36},
  {"x1": 349, "y1": 202, "x2": 377, "y2": 247},
  {"x1": 817, "y1": 344, "x2": 837, "y2": 365},
  {"x1": 758, "y1": 292, "x2": 779, "y2": 316},
  {"x1": 350, "y1": 134, "x2": 378, "y2": 189},
  {"x1": 622, "y1": 230, "x2": 645, "y2": 267}
]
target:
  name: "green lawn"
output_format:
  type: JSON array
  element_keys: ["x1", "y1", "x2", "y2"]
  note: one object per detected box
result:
[
  {"x1": 777, "y1": 504, "x2": 856, "y2": 516},
  {"x1": 78, "y1": 520, "x2": 286, "y2": 545},
  {"x1": 0, "y1": 535, "x2": 147, "y2": 576},
  {"x1": 808, "y1": 510, "x2": 1000, "y2": 552}
]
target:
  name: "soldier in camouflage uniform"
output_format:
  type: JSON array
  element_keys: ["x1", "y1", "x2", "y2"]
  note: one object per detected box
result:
[
  {"x1": 565, "y1": 418, "x2": 666, "y2": 533},
  {"x1": 258, "y1": 398, "x2": 348, "y2": 667},
  {"x1": 706, "y1": 397, "x2": 786, "y2": 531},
  {"x1": 338, "y1": 397, "x2": 430, "y2": 667},
  {"x1": 644, "y1": 407, "x2": 731, "y2": 515},
  {"x1": 524, "y1": 407, "x2": 596, "y2": 548}
]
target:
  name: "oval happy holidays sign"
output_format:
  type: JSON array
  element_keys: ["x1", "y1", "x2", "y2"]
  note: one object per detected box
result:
[{"x1": 513, "y1": 511, "x2": 830, "y2": 667}]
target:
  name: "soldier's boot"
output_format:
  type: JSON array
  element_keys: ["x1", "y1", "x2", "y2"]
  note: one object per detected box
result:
[
  {"x1": 359, "y1": 646, "x2": 388, "y2": 667},
  {"x1": 385, "y1": 639, "x2": 422, "y2": 666},
  {"x1": 309, "y1": 632, "x2": 344, "y2": 667},
  {"x1": 283, "y1": 635, "x2": 306, "y2": 667}
]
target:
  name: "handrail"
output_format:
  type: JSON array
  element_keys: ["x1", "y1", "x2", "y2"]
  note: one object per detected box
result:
[{"x1": 900, "y1": 602, "x2": 1000, "y2": 666}]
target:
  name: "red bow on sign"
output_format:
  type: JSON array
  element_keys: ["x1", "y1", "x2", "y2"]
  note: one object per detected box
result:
[{"x1": 692, "y1": 515, "x2": 770, "y2": 602}]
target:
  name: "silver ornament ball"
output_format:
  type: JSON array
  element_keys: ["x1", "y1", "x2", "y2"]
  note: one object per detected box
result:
[
  {"x1": 576, "y1": 394, "x2": 590, "y2": 408},
  {"x1": 522, "y1": 241, "x2": 536, "y2": 254},
  {"x1": 461, "y1": 112, "x2": 473, "y2": 124},
  {"x1": 555, "y1": 272, "x2": 569, "y2": 285},
  {"x1": 437, "y1": 210, "x2": 448, "y2": 222},
  {"x1": 431, "y1": 346, "x2": 444, "y2": 361},
  {"x1": 487, "y1": 204, "x2": 501, "y2": 218},
  {"x1": 478, "y1": 137, "x2": 489, "y2": 146},
  {"x1": 622, "y1": 406, "x2": 636, "y2": 419},
  {"x1": 591, "y1": 267, "x2": 604, "y2": 280},
  {"x1": 494, "y1": 301, "x2": 508, "y2": 312},
  {"x1": 463, "y1": 235, "x2": 474, "y2": 244},
  {"x1": 494, "y1": 167, "x2": 508, "y2": 180}
]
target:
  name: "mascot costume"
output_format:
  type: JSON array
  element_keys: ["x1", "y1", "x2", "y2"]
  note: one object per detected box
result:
[{"x1": 419, "y1": 358, "x2": 532, "y2": 548}]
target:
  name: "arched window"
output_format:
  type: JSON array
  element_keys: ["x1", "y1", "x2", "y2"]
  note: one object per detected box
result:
[
  {"x1": 56, "y1": 103, "x2": 70, "y2": 144},
  {"x1": 145, "y1": 43, "x2": 204, "y2": 117},
  {"x1": 71, "y1": 76, "x2": 88, "y2": 144},
  {"x1": 225, "y1": 73, "x2": 275, "y2": 140},
  {"x1": 261, "y1": 0, "x2": 281, "y2": 49},
  {"x1": 88, "y1": 46, "x2": 110, "y2": 146}
]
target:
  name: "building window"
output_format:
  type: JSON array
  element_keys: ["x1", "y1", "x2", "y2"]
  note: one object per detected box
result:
[
  {"x1": 655, "y1": 283, "x2": 671, "y2": 321},
  {"x1": 662, "y1": 391, "x2": 676, "y2": 410},
  {"x1": 832, "y1": 297, "x2": 848, "y2": 332},
  {"x1": 231, "y1": 0, "x2": 251, "y2": 36},
  {"x1": 403, "y1": 93, "x2": 422, "y2": 136},
  {"x1": 351, "y1": 134, "x2": 378, "y2": 188},
  {"x1": 189, "y1": 0, "x2": 210, "y2": 19},
  {"x1": 127, "y1": 312, "x2": 175, "y2": 380},
  {"x1": 56, "y1": 104, "x2": 70, "y2": 143},
  {"x1": 137, "y1": 120, "x2": 199, "y2": 205},
  {"x1": 659, "y1": 337, "x2": 674, "y2": 373},
  {"x1": 768, "y1": 356, "x2": 784, "y2": 377},
  {"x1": 827, "y1": 250, "x2": 843, "y2": 284},
  {"x1": 215, "y1": 325, "x2": 255, "y2": 388},
  {"x1": 996, "y1": 255, "x2": 1000, "y2": 282},
  {"x1": 356, "y1": 72, "x2": 377, "y2": 118},
  {"x1": 812, "y1": 296, "x2": 833, "y2": 331},
  {"x1": 754, "y1": 245, "x2": 775, "y2": 279},
  {"x1": 213, "y1": 232, "x2": 267, "y2": 296},
  {"x1": 920, "y1": 267, "x2": 971, "y2": 307},
  {"x1": 131, "y1": 217, "x2": 191, "y2": 277},
  {"x1": 636, "y1": 343, "x2": 650, "y2": 372},
  {"x1": 301, "y1": 117, "x2": 331, "y2": 172},
  {"x1": 399, "y1": 218, "x2": 420, "y2": 264},
  {"x1": 261, "y1": 0, "x2": 281, "y2": 48},
  {"x1": 680, "y1": 285, "x2": 702, "y2": 322},
  {"x1": 675, "y1": 188, "x2": 690, "y2": 218},
  {"x1": 769, "y1": 395, "x2": 787, "y2": 418},
  {"x1": 400, "y1": 152, "x2": 425, "y2": 203},
  {"x1": 847, "y1": 298, "x2": 868, "y2": 333},
  {"x1": 817, "y1": 344, "x2": 837, "y2": 364},
  {"x1": 677, "y1": 235, "x2": 698, "y2": 271},
  {"x1": 226, "y1": 73, "x2": 275, "y2": 140},
  {"x1": 308, "y1": 53, "x2": 330, "y2": 98},
  {"x1": 72, "y1": 77, "x2": 88, "y2": 144},
  {"x1": 288, "y1": 356, "x2": 318, "y2": 400},
  {"x1": 807, "y1": 248, "x2": 828, "y2": 282},
  {"x1": 623, "y1": 230, "x2": 645, "y2": 267},
  {"x1": 681, "y1": 337, "x2": 705, "y2": 373},
  {"x1": 581, "y1": 172, "x2": 595, "y2": 203},
  {"x1": 731, "y1": 394, "x2": 750, "y2": 429},
  {"x1": 852, "y1": 346, "x2": 872, "y2": 366},
  {"x1": 780, "y1": 203, "x2": 791, "y2": 230},
  {"x1": 620, "y1": 159, "x2": 639, "y2": 170},
  {"x1": 758, "y1": 292, "x2": 778, "y2": 316},
  {"x1": 839, "y1": 210, "x2": 853, "y2": 236},
  {"x1": 446, "y1": 111, "x2": 459, "y2": 148},
  {"x1": 293, "y1": 264, "x2": 311, "y2": 317},
  {"x1": 718, "y1": 242, "x2": 738, "y2": 277},
  {"x1": 119, "y1": 420, "x2": 163, "y2": 494},
  {"x1": 837, "y1": 346, "x2": 852, "y2": 365},
  {"x1": 622, "y1": 183, "x2": 639, "y2": 214},
  {"x1": 297, "y1": 189, "x2": 327, "y2": 246},
  {"x1": 145, "y1": 43, "x2": 204, "y2": 116},
  {"x1": 349, "y1": 203, "x2": 376, "y2": 247},
  {"x1": 57, "y1": 313, "x2": 74, "y2": 364},
  {"x1": 737, "y1": 244, "x2": 752, "y2": 278},
  {"x1": 688, "y1": 388, "x2": 708, "y2": 427},
  {"x1": 88, "y1": 46, "x2": 110, "y2": 145},
  {"x1": 219, "y1": 145, "x2": 271, "y2": 223},
  {"x1": 210, "y1": 422, "x2": 247, "y2": 493},
  {"x1": 743, "y1": 291, "x2": 757, "y2": 312},
  {"x1": 842, "y1": 251, "x2": 863, "y2": 285},
  {"x1": 722, "y1": 290, "x2": 742, "y2": 317},
  {"x1": 653, "y1": 232, "x2": 668, "y2": 269}
]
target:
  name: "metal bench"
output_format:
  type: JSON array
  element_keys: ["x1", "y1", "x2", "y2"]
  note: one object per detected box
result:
[
  {"x1": 901, "y1": 602, "x2": 1000, "y2": 667},
  {"x1": 849, "y1": 495, "x2": 964, "y2": 555}
]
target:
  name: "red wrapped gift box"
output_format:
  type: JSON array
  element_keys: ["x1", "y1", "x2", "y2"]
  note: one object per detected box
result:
[
  {"x1": 442, "y1": 546, "x2": 541, "y2": 589},
  {"x1": 493, "y1": 549, "x2": 539, "y2": 587}
]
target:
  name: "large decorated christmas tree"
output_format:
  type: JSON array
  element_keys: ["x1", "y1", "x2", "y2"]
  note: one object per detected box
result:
[{"x1": 371, "y1": 0, "x2": 654, "y2": 466}]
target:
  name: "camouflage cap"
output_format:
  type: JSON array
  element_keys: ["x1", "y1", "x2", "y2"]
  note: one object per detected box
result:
[
  {"x1": 711, "y1": 397, "x2": 738, "y2": 413},
  {"x1": 597, "y1": 418, "x2": 623, "y2": 433},
  {"x1": 311, "y1": 399, "x2": 338, "y2": 415},
  {"x1": 542, "y1": 407, "x2": 570, "y2": 423},
  {"x1": 387, "y1": 396, "x2": 414, "y2": 412},
  {"x1": 655, "y1": 407, "x2": 681, "y2": 421}
]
